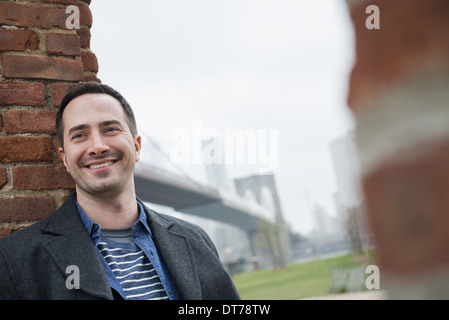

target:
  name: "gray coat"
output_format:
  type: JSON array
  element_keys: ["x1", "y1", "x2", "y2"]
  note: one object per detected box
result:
[{"x1": 0, "y1": 193, "x2": 240, "y2": 300}]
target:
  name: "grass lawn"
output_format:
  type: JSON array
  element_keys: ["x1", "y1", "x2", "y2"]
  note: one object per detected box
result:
[{"x1": 231, "y1": 252, "x2": 374, "y2": 300}]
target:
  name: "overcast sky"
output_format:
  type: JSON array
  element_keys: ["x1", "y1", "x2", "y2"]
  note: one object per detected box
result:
[{"x1": 89, "y1": 0, "x2": 356, "y2": 235}]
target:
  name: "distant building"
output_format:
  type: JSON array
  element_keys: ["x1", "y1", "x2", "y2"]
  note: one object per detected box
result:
[
  {"x1": 312, "y1": 203, "x2": 344, "y2": 240},
  {"x1": 329, "y1": 132, "x2": 374, "y2": 252},
  {"x1": 329, "y1": 131, "x2": 362, "y2": 209}
]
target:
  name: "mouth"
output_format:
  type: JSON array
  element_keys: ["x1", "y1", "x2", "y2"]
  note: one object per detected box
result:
[{"x1": 86, "y1": 160, "x2": 117, "y2": 169}]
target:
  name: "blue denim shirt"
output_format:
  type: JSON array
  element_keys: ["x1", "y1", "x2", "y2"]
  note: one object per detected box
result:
[{"x1": 75, "y1": 198, "x2": 180, "y2": 300}]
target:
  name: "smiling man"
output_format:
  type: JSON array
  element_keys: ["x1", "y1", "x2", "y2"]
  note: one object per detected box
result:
[{"x1": 0, "y1": 82, "x2": 240, "y2": 300}]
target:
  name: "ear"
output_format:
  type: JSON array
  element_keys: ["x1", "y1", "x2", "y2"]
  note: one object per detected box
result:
[
  {"x1": 134, "y1": 135, "x2": 142, "y2": 162},
  {"x1": 58, "y1": 147, "x2": 70, "y2": 173}
]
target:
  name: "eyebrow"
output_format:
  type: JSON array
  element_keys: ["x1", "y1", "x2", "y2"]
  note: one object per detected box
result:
[
  {"x1": 67, "y1": 124, "x2": 88, "y2": 137},
  {"x1": 101, "y1": 120, "x2": 123, "y2": 128},
  {"x1": 67, "y1": 120, "x2": 124, "y2": 137}
]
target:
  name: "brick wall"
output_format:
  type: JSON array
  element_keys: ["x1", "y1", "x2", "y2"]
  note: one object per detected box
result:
[
  {"x1": 0, "y1": 0, "x2": 99, "y2": 238},
  {"x1": 347, "y1": 0, "x2": 449, "y2": 298}
]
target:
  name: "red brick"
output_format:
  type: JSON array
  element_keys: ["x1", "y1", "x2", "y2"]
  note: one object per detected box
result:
[
  {"x1": 0, "y1": 29, "x2": 39, "y2": 51},
  {"x1": 0, "y1": 167, "x2": 7, "y2": 188},
  {"x1": 4, "y1": 110, "x2": 57, "y2": 134},
  {"x1": 0, "y1": 196, "x2": 55, "y2": 223},
  {"x1": 0, "y1": 137, "x2": 53, "y2": 163},
  {"x1": 0, "y1": 3, "x2": 67, "y2": 29},
  {"x1": 0, "y1": 82, "x2": 45, "y2": 107},
  {"x1": 51, "y1": 82, "x2": 73, "y2": 108},
  {"x1": 81, "y1": 50, "x2": 98, "y2": 72},
  {"x1": 2, "y1": 55, "x2": 83, "y2": 81},
  {"x1": 46, "y1": 33, "x2": 81, "y2": 56},
  {"x1": 78, "y1": 4, "x2": 93, "y2": 28},
  {"x1": 0, "y1": 3, "x2": 91, "y2": 29},
  {"x1": 76, "y1": 28, "x2": 91, "y2": 49},
  {"x1": 348, "y1": 0, "x2": 449, "y2": 109},
  {"x1": 13, "y1": 165, "x2": 74, "y2": 190},
  {"x1": 44, "y1": 0, "x2": 78, "y2": 4},
  {"x1": 363, "y1": 139, "x2": 449, "y2": 277},
  {"x1": 83, "y1": 74, "x2": 101, "y2": 83},
  {"x1": 0, "y1": 227, "x2": 12, "y2": 239}
]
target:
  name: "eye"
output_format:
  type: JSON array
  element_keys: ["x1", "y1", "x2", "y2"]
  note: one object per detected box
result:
[
  {"x1": 71, "y1": 133, "x2": 85, "y2": 140},
  {"x1": 105, "y1": 127, "x2": 120, "y2": 134}
]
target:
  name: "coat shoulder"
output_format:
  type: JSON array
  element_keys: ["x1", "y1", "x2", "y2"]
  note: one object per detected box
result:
[
  {"x1": 0, "y1": 218, "x2": 48, "y2": 252},
  {"x1": 0, "y1": 193, "x2": 78, "y2": 252},
  {"x1": 0, "y1": 216, "x2": 54, "y2": 300}
]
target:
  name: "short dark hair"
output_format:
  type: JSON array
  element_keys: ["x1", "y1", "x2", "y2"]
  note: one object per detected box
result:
[{"x1": 56, "y1": 82, "x2": 138, "y2": 149}]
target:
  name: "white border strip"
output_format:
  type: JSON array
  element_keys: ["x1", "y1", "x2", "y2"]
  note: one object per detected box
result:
[{"x1": 354, "y1": 72, "x2": 449, "y2": 177}]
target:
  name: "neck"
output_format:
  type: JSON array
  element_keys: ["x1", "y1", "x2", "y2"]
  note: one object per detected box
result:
[{"x1": 75, "y1": 187, "x2": 139, "y2": 229}]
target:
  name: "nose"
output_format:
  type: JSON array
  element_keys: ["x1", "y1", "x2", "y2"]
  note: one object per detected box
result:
[{"x1": 87, "y1": 133, "x2": 110, "y2": 156}]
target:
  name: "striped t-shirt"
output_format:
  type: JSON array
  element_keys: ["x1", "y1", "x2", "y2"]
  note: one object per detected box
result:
[{"x1": 98, "y1": 230, "x2": 169, "y2": 300}]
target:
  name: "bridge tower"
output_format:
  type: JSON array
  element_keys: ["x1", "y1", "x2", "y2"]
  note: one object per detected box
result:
[{"x1": 234, "y1": 175, "x2": 291, "y2": 269}]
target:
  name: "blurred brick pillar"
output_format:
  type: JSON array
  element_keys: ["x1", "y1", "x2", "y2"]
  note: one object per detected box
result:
[
  {"x1": 346, "y1": 0, "x2": 449, "y2": 298},
  {"x1": 0, "y1": 0, "x2": 100, "y2": 238}
]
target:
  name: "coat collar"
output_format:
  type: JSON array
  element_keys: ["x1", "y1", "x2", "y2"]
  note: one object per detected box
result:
[
  {"x1": 139, "y1": 199, "x2": 202, "y2": 300},
  {"x1": 41, "y1": 192, "x2": 113, "y2": 299},
  {"x1": 41, "y1": 193, "x2": 201, "y2": 300}
]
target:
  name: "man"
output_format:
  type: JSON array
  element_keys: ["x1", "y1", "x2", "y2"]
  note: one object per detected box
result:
[{"x1": 0, "y1": 82, "x2": 240, "y2": 300}]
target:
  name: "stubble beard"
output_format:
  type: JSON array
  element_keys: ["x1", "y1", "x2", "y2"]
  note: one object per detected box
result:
[{"x1": 72, "y1": 151, "x2": 132, "y2": 196}]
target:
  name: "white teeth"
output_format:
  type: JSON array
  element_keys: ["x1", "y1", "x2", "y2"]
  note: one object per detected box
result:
[{"x1": 89, "y1": 161, "x2": 114, "y2": 169}]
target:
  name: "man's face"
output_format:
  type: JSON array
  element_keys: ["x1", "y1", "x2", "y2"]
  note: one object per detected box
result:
[{"x1": 59, "y1": 93, "x2": 141, "y2": 198}]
